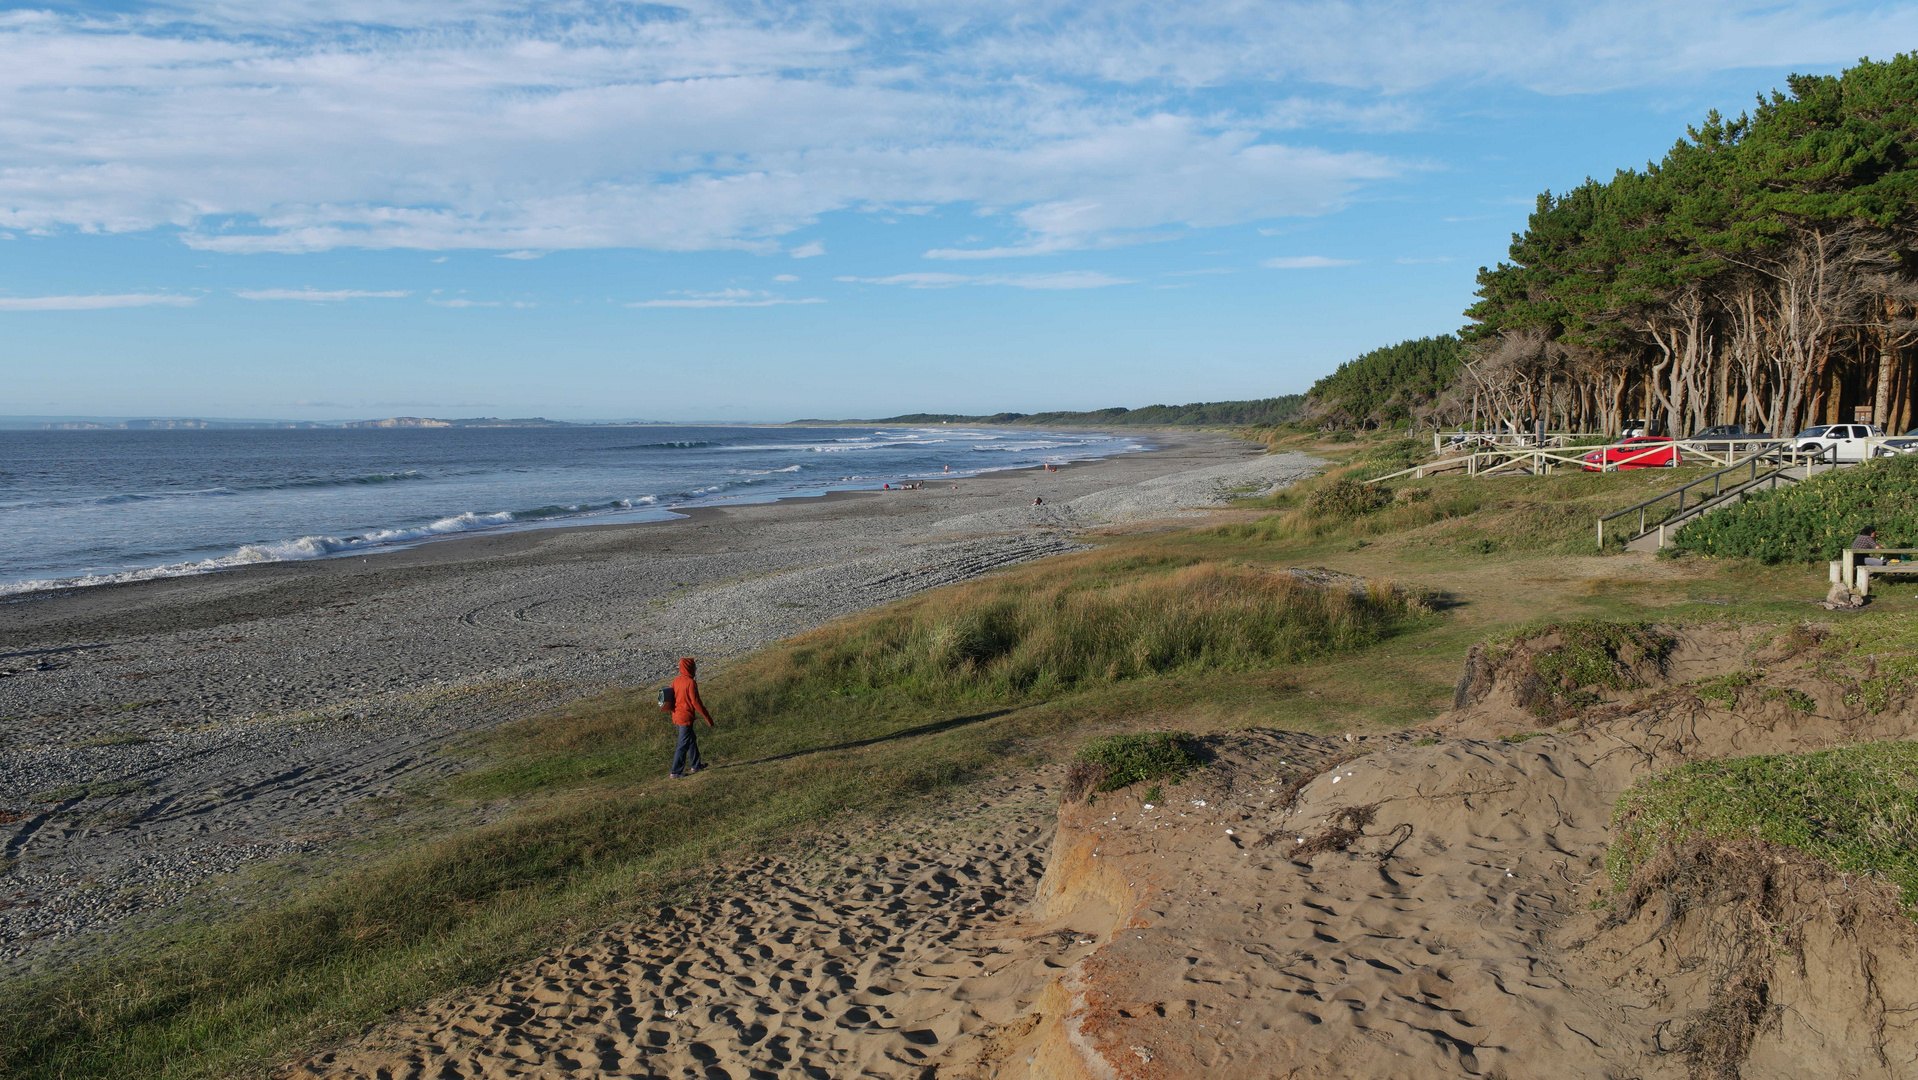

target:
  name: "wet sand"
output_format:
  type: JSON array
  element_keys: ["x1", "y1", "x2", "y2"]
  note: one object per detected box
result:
[{"x1": 0, "y1": 432, "x2": 1318, "y2": 968}]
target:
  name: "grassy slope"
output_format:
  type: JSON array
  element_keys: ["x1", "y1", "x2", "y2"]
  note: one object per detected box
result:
[{"x1": 5, "y1": 431, "x2": 1900, "y2": 1079}]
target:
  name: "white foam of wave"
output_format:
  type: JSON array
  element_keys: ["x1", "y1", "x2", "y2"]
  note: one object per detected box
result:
[{"x1": 0, "y1": 508, "x2": 531, "y2": 597}]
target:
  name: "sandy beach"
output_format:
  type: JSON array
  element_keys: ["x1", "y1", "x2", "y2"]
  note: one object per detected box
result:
[{"x1": 0, "y1": 432, "x2": 1318, "y2": 968}]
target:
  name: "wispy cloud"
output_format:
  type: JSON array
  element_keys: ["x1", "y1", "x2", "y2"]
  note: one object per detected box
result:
[
  {"x1": 0, "y1": 293, "x2": 195, "y2": 310},
  {"x1": 236, "y1": 288, "x2": 410, "y2": 301},
  {"x1": 789, "y1": 241, "x2": 826, "y2": 259},
  {"x1": 838, "y1": 271, "x2": 1133, "y2": 290},
  {"x1": 773, "y1": 274, "x2": 800, "y2": 282},
  {"x1": 498, "y1": 251, "x2": 544, "y2": 260},
  {"x1": 0, "y1": 3, "x2": 1910, "y2": 259},
  {"x1": 627, "y1": 289, "x2": 825, "y2": 308},
  {"x1": 1262, "y1": 256, "x2": 1358, "y2": 269}
]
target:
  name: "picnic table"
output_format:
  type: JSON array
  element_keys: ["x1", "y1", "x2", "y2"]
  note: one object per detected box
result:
[{"x1": 1838, "y1": 548, "x2": 1918, "y2": 596}]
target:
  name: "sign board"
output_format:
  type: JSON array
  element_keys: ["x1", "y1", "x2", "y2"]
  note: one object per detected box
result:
[{"x1": 1855, "y1": 406, "x2": 1876, "y2": 423}]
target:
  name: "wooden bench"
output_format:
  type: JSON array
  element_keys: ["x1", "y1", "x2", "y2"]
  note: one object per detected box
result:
[{"x1": 1838, "y1": 548, "x2": 1918, "y2": 596}]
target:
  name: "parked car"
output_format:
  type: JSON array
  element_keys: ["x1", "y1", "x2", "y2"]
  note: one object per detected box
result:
[
  {"x1": 1582, "y1": 435, "x2": 1681, "y2": 470},
  {"x1": 1873, "y1": 426, "x2": 1918, "y2": 457},
  {"x1": 1792, "y1": 424, "x2": 1884, "y2": 462},
  {"x1": 1688, "y1": 424, "x2": 1772, "y2": 443}
]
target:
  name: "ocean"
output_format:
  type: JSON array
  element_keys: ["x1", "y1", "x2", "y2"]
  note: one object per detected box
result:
[{"x1": 0, "y1": 425, "x2": 1144, "y2": 595}]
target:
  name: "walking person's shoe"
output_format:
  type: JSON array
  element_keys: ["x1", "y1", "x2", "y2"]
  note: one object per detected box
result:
[{"x1": 669, "y1": 773, "x2": 682, "y2": 780}]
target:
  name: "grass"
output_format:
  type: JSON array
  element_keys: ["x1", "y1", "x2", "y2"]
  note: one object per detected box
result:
[
  {"x1": 1608, "y1": 742, "x2": 1918, "y2": 909},
  {"x1": 1063, "y1": 732, "x2": 1201, "y2": 801}
]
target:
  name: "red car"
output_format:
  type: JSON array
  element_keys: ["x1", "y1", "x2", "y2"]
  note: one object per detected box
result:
[{"x1": 1582, "y1": 436, "x2": 1681, "y2": 470}]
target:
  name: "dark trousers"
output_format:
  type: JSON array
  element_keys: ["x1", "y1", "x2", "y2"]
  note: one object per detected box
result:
[{"x1": 671, "y1": 722, "x2": 704, "y2": 775}]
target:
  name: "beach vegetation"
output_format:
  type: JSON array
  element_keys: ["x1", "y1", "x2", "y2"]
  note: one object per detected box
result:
[
  {"x1": 1063, "y1": 732, "x2": 1200, "y2": 801},
  {"x1": 1670, "y1": 454, "x2": 1918, "y2": 563},
  {"x1": 1608, "y1": 742, "x2": 1918, "y2": 910}
]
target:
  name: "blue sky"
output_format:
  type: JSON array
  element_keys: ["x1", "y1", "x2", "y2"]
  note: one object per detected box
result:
[{"x1": 3, "y1": 2, "x2": 1916, "y2": 422}]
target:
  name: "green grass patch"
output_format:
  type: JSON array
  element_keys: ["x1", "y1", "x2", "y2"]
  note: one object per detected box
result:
[
  {"x1": 1064, "y1": 732, "x2": 1200, "y2": 800},
  {"x1": 1694, "y1": 671, "x2": 1759, "y2": 707},
  {"x1": 1609, "y1": 742, "x2": 1918, "y2": 909},
  {"x1": 1761, "y1": 687, "x2": 1818, "y2": 713}
]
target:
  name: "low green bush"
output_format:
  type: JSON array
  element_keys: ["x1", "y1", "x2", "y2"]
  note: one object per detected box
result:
[
  {"x1": 1608, "y1": 742, "x2": 1918, "y2": 908},
  {"x1": 1305, "y1": 478, "x2": 1392, "y2": 518},
  {"x1": 1671, "y1": 454, "x2": 1918, "y2": 563},
  {"x1": 1064, "y1": 732, "x2": 1201, "y2": 800}
]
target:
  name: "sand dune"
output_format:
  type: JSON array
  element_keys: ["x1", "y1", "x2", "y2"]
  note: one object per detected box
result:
[{"x1": 286, "y1": 782, "x2": 1066, "y2": 1080}]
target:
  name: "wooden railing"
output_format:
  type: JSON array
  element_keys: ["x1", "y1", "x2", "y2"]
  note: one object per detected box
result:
[
  {"x1": 1594, "y1": 451, "x2": 1816, "y2": 549},
  {"x1": 1368, "y1": 437, "x2": 1887, "y2": 484}
]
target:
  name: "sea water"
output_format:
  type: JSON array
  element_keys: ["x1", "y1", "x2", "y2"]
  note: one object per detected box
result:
[{"x1": 0, "y1": 425, "x2": 1143, "y2": 595}]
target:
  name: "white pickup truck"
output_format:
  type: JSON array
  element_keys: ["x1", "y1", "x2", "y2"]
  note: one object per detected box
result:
[{"x1": 1792, "y1": 423, "x2": 1884, "y2": 462}]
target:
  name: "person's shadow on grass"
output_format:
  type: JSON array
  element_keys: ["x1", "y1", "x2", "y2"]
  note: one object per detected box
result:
[{"x1": 716, "y1": 709, "x2": 1016, "y2": 770}]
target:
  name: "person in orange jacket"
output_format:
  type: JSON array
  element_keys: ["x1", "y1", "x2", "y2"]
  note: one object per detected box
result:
[{"x1": 665, "y1": 656, "x2": 715, "y2": 778}]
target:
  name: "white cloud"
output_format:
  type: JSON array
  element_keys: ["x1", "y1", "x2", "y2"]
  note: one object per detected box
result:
[
  {"x1": 789, "y1": 241, "x2": 826, "y2": 258},
  {"x1": 628, "y1": 288, "x2": 825, "y2": 308},
  {"x1": 0, "y1": 2, "x2": 1908, "y2": 257},
  {"x1": 498, "y1": 251, "x2": 544, "y2": 260},
  {"x1": 773, "y1": 273, "x2": 800, "y2": 282},
  {"x1": 0, "y1": 292, "x2": 195, "y2": 310},
  {"x1": 838, "y1": 271, "x2": 1132, "y2": 290},
  {"x1": 1262, "y1": 256, "x2": 1358, "y2": 269},
  {"x1": 429, "y1": 298, "x2": 499, "y2": 307},
  {"x1": 236, "y1": 288, "x2": 411, "y2": 300}
]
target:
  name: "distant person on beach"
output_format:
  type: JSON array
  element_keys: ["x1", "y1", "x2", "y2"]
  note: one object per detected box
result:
[
  {"x1": 665, "y1": 657, "x2": 715, "y2": 778},
  {"x1": 1032, "y1": 496, "x2": 1044, "y2": 506},
  {"x1": 1855, "y1": 525, "x2": 1887, "y2": 566}
]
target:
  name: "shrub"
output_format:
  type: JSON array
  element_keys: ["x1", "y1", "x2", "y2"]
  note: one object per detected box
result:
[
  {"x1": 1608, "y1": 742, "x2": 1918, "y2": 909},
  {"x1": 1671, "y1": 453, "x2": 1918, "y2": 563},
  {"x1": 1064, "y1": 732, "x2": 1200, "y2": 801},
  {"x1": 1306, "y1": 478, "x2": 1392, "y2": 518},
  {"x1": 1520, "y1": 620, "x2": 1677, "y2": 720}
]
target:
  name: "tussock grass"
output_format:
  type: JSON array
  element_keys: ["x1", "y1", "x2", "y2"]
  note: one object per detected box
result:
[
  {"x1": 1609, "y1": 742, "x2": 1918, "y2": 910},
  {"x1": 726, "y1": 556, "x2": 1425, "y2": 707}
]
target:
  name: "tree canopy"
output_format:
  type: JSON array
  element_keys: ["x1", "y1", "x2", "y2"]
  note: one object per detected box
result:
[
  {"x1": 1461, "y1": 54, "x2": 1918, "y2": 437},
  {"x1": 1305, "y1": 335, "x2": 1465, "y2": 427}
]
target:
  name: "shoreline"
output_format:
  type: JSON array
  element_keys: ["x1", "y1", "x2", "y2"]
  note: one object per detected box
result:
[
  {"x1": 0, "y1": 429, "x2": 1151, "y2": 602},
  {"x1": 0, "y1": 431, "x2": 1320, "y2": 969}
]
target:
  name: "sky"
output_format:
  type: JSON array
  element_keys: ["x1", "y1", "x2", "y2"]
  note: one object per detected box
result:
[{"x1": 3, "y1": 2, "x2": 1916, "y2": 423}]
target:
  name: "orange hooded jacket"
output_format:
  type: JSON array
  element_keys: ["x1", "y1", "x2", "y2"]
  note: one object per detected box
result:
[{"x1": 670, "y1": 657, "x2": 714, "y2": 727}]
